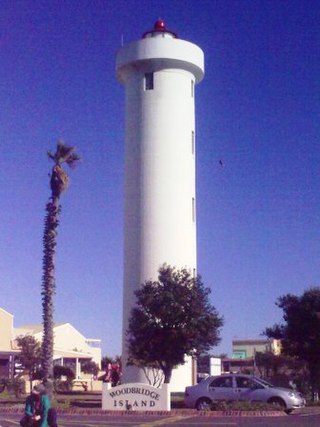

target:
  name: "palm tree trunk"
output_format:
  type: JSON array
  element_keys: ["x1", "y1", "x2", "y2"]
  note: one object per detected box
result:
[{"x1": 41, "y1": 197, "x2": 60, "y2": 383}]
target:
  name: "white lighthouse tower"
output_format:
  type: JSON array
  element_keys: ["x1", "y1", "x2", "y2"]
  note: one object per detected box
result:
[{"x1": 116, "y1": 20, "x2": 204, "y2": 383}]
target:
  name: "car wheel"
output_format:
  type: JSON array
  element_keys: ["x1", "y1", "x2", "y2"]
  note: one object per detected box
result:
[
  {"x1": 196, "y1": 397, "x2": 212, "y2": 411},
  {"x1": 268, "y1": 397, "x2": 286, "y2": 410}
]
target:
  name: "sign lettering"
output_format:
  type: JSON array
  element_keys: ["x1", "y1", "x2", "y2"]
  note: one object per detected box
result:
[{"x1": 102, "y1": 382, "x2": 170, "y2": 411}]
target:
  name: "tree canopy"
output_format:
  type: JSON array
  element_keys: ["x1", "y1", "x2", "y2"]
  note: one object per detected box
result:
[
  {"x1": 264, "y1": 287, "x2": 320, "y2": 396},
  {"x1": 127, "y1": 264, "x2": 224, "y2": 383},
  {"x1": 81, "y1": 361, "x2": 99, "y2": 376},
  {"x1": 16, "y1": 335, "x2": 42, "y2": 390}
]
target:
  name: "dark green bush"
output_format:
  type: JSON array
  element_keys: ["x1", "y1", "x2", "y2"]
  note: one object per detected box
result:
[
  {"x1": 54, "y1": 379, "x2": 72, "y2": 392},
  {"x1": 53, "y1": 366, "x2": 75, "y2": 393},
  {"x1": 0, "y1": 378, "x2": 8, "y2": 393},
  {"x1": 211, "y1": 400, "x2": 283, "y2": 411},
  {"x1": 53, "y1": 365, "x2": 75, "y2": 380},
  {"x1": 6, "y1": 378, "x2": 25, "y2": 397}
]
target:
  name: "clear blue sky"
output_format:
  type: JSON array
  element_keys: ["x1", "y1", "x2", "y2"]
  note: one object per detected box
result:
[{"x1": 2, "y1": 0, "x2": 319, "y2": 358}]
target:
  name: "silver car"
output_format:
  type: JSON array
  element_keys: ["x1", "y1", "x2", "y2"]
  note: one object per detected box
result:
[{"x1": 184, "y1": 374, "x2": 305, "y2": 412}]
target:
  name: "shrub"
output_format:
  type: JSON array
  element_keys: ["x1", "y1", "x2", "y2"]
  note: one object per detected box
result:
[
  {"x1": 54, "y1": 379, "x2": 72, "y2": 392},
  {"x1": 6, "y1": 378, "x2": 25, "y2": 397},
  {"x1": 53, "y1": 365, "x2": 75, "y2": 380},
  {"x1": 53, "y1": 366, "x2": 75, "y2": 393},
  {"x1": 81, "y1": 361, "x2": 99, "y2": 376},
  {"x1": 0, "y1": 378, "x2": 8, "y2": 393},
  {"x1": 211, "y1": 400, "x2": 284, "y2": 411}
]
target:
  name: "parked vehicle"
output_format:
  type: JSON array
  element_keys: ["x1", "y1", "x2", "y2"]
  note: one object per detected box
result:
[{"x1": 184, "y1": 374, "x2": 305, "y2": 412}]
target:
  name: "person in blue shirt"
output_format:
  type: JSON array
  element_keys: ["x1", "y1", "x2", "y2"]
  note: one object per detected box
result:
[{"x1": 20, "y1": 384, "x2": 52, "y2": 427}]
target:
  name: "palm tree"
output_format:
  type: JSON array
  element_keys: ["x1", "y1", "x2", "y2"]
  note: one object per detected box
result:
[{"x1": 41, "y1": 141, "x2": 80, "y2": 383}]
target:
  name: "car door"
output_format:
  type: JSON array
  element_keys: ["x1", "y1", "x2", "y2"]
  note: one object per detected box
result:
[
  {"x1": 234, "y1": 376, "x2": 264, "y2": 402},
  {"x1": 208, "y1": 375, "x2": 234, "y2": 401}
]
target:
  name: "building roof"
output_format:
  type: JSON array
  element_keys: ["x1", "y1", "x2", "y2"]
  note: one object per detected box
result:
[
  {"x1": 0, "y1": 307, "x2": 14, "y2": 318},
  {"x1": 232, "y1": 339, "x2": 269, "y2": 346},
  {"x1": 53, "y1": 348, "x2": 94, "y2": 359},
  {"x1": 14, "y1": 323, "x2": 66, "y2": 336}
]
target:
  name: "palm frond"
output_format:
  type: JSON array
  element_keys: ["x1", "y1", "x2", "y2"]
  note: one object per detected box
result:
[
  {"x1": 65, "y1": 152, "x2": 81, "y2": 168},
  {"x1": 48, "y1": 141, "x2": 81, "y2": 167}
]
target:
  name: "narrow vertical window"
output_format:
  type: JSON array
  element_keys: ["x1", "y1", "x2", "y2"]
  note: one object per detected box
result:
[
  {"x1": 193, "y1": 268, "x2": 196, "y2": 278},
  {"x1": 192, "y1": 197, "x2": 195, "y2": 222},
  {"x1": 191, "y1": 130, "x2": 195, "y2": 154},
  {"x1": 145, "y1": 72, "x2": 154, "y2": 90},
  {"x1": 191, "y1": 80, "x2": 194, "y2": 97}
]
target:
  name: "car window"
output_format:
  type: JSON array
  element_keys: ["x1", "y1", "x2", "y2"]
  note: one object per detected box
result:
[
  {"x1": 250, "y1": 379, "x2": 265, "y2": 389},
  {"x1": 236, "y1": 377, "x2": 264, "y2": 389},
  {"x1": 255, "y1": 377, "x2": 274, "y2": 388},
  {"x1": 210, "y1": 376, "x2": 233, "y2": 388},
  {"x1": 235, "y1": 377, "x2": 250, "y2": 388}
]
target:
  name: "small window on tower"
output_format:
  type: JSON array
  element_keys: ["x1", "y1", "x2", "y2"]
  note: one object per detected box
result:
[
  {"x1": 192, "y1": 197, "x2": 196, "y2": 222},
  {"x1": 145, "y1": 73, "x2": 154, "y2": 90},
  {"x1": 191, "y1": 80, "x2": 194, "y2": 97},
  {"x1": 191, "y1": 131, "x2": 195, "y2": 154}
]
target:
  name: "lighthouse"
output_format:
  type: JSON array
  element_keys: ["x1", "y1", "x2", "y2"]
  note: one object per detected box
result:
[{"x1": 116, "y1": 20, "x2": 204, "y2": 383}]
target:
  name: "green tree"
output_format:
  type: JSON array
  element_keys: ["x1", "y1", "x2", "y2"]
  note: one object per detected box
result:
[
  {"x1": 53, "y1": 365, "x2": 75, "y2": 392},
  {"x1": 101, "y1": 355, "x2": 121, "y2": 371},
  {"x1": 255, "y1": 351, "x2": 286, "y2": 379},
  {"x1": 16, "y1": 335, "x2": 42, "y2": 391},
  {"x1": 264, "y1": 287, "x2": 320, "y2": 398},
  {"x1": 41, "y1": 141, "x2": 80, "y2": 383},
  {"x1": 127, "y1": 264, "x2": 224, "y2": 383},
  {"x1": 81, "y1": 361, "x2": 99, "y2": 376},
  {"x1": 53, "y1": 365, "x2": 75, "y2": 380}
]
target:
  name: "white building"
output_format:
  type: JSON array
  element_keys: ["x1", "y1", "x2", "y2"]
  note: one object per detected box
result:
[
  {"x1": 14, "y1": 323, "x2": 101, "y2": 379},
  {"x1": 116, "y1": 20, "x2": 204, "y2": 384},
  {"x1": 0, "y1": 307, "x2": 20, "y2": 379},
  {"x1": 0, "y1": 307, "x2": 101, "y2": 385}
]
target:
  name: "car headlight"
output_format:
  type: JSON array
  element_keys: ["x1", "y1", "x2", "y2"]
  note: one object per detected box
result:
[{"x1": 288, "y1": 391, "x2": 298, "y2": 398}]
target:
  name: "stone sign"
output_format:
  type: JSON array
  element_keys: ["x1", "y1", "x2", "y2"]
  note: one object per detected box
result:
[{"x1": 102, "y1": 382, "x2": 170, "y2": 411}]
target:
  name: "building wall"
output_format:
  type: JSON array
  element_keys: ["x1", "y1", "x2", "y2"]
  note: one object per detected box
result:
[
  {"x1": 0, "y1": 308, "x2": 14, "y2": 351},
  {"x1": 271, "y1": 339, "x2": 282, "y2": 355},
  {"x1": 14, "y1": 322, "x2": 102, "y2": 373},
  {"x1": 232, "y1": 339, "x2": 281, "y2": 359},
  {"x1": 32, "y1": 323, "x2": 101, "y2": 367},
  {"x1": 232, "y1": 340, "x2": 271, "y2": 359},
  {"x1": 170, "y1": 356, "x2": 194, "y2": 392},
  {"x1": 52, "y1": 324, "x2": 95, "y2": 353}
]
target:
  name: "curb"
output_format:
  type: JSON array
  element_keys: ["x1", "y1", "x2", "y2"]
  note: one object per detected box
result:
[{"x1": 0, "y1": 407, "x2": 286, "y2": 417}]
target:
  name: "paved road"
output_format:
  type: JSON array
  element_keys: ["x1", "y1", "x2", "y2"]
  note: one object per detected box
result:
[{"x1": 1, "y1": 411, "x2": 320, "y2": 427}]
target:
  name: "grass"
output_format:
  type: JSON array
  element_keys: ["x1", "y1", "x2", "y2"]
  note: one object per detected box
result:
[
  {"x1": 0, "y1": 391, "x2": 24, "y2": 405},
  {"x1": 54, "y1": 391, "x2": 102, "y2": 409}
]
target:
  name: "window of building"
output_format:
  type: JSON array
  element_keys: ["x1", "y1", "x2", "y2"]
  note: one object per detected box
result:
[
  {"x1": 232, "y1": 350, "x2": 247, "y2": 359},
  {"x1": 191, "y1": 130, "x2": 195, "y2": 154},
  {"x1": 145, "y1": 73, "x2": 154, "y2": 90},
  {"x1": 192, "y1": 197, "x2": 195, "y2": 222}
]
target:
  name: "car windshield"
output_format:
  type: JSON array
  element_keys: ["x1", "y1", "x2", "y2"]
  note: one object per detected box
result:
[{"x1": 254, "y1": 377, "x2": 274, "y2": 388}]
